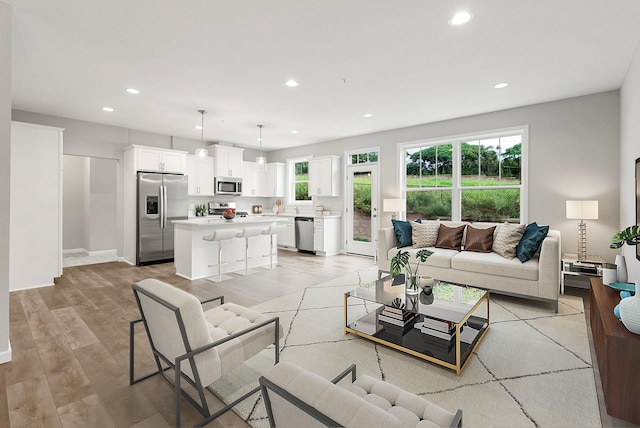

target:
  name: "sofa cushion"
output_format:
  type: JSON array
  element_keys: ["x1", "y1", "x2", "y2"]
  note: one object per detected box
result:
[
  {"x1": 392, "y1": 219, "x2": 420, "y2": 248},
  {"x1": 492, "y1": 223, "x2": 526, "y2": 259},
  {"x1": 389, "y1": 247, "x2": 456, "y2": 269},
  {"x1": 412, "y1": 221, "x2": 439, "y2": 248},
  {"x1": 451, "y1": 251, "x2": 539, "y2": 281},
  {"x1": 516, "y1": 223, "x2": 550, "y2": 263},
  {"x1": 435, "y1": 224, "x2": 465, "y2": 251},
  {"x1": 464, "y1": 225, "x2": 496, "y2": 253}
]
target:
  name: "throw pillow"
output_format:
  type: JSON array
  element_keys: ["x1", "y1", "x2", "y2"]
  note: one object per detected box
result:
[
  {"x1": 492, "y1": 223, "x2": 526, "y2": 259},
  {"x1": 412, "y1": 221, "x2": 440, "y2": 247},
  {"x1": 464, "y1": 225, "x2": 496, "y2": 253},
  {"x1": 516, "y1": 222, "x2": 550, "y2": 262},
  {"x1": 435, "y1": 224, "x2": 466, "y2": 251},
  {"x1": 391, "y1": 219, "x2": 421, "y2": 248}
]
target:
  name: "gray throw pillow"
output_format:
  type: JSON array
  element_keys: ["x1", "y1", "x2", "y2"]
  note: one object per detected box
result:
[{"x1": 492, "y1": 223, "x2": 526, "y2": 259}]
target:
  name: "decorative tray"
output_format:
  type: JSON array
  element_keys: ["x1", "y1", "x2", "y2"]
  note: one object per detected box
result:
[{"x1": 607, "y1": 282, "x2": 636, "y2": 292}]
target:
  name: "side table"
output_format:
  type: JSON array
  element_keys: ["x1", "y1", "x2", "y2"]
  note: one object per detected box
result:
[
  {"x1": 561, "y1": 253, "x2": 604, "y2": 293},
  {"x1": 590, "y1": 277, "x2": 640, "y2": 425}
]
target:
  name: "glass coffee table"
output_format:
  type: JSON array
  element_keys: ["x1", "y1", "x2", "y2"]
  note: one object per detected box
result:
[{"x1": 344, "y1": 271, "x2": 490, "y2": 375}]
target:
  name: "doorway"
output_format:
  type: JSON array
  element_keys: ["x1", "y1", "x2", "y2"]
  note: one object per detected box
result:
[
  {"x1": 63, "y1": 155, "x2": 118, "y2": 267},
  {"x1": 345, "y1": 164, "x2": 378, "y2": 256}
]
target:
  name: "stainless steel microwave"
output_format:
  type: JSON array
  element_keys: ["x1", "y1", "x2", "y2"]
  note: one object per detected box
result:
[{"x1": 215, "y1": 177, "x2": 242, "y2": 195}]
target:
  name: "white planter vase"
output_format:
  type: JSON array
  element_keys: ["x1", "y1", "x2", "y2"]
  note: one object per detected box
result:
[
  {"x1": 620, "y1": 281, "x2": 640, "y2": 335},
  {"x1": 615, "y1": 255, "x2": 628, "y2": 283}
]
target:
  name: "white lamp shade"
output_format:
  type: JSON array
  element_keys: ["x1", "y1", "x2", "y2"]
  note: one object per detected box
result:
[
  {"x1": 566, "y1": 200, "x2": 598, "y2": 220},
  {"x1": 383, "y1": 199, "x2": 405, "y2": 213}
]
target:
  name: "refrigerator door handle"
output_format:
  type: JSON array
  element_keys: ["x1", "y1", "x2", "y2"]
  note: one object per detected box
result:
[{"x1": 160, "y1": 185, "x2": 166, "y2": 229}]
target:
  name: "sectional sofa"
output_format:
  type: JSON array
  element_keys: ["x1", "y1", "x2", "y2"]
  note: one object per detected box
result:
[{"x1": 377, "y1": 221, "x2": 561, "y2": 312}]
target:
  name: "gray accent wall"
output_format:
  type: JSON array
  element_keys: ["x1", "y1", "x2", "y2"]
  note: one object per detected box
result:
[
  {"x1": 620, "y1": 41, "x2": 640, "y2": 281},
  {"x1": 268, "y1": 91, "x2": 622, "y2": 263},
  {"x1": 1, "y1": 1, "x2": 11, "y2": 362}
]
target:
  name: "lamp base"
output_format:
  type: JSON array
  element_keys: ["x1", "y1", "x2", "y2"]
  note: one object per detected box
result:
[{"x1": 577, "y1": 221, "x2": 587, "y2": 261}]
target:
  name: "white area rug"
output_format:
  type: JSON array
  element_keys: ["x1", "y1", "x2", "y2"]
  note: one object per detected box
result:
[{"x1": 208, "y1": 267, "x2": 601, "y2": 427}]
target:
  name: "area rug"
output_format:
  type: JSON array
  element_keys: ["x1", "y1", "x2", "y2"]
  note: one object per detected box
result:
[{"x1": 208, "y1": 267, "x2": 601, "y2": 427}]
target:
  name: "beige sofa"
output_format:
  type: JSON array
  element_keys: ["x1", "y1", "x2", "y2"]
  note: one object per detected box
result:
[{"x1": 377, "y1": 221, "x2": 561, "y2": 312}]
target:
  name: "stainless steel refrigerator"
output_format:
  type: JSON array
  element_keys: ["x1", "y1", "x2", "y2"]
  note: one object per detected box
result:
[{"x1": 137, "y1": 172, "x2": 188, "y2": 265}]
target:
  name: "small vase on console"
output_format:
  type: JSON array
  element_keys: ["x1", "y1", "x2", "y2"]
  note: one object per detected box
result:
[
  {"x1": 615, "y1": 255, "x2": 628, "y2": 283},
  {"x1": 620, "y1": 281, "x2": 640, "y2": 335}
]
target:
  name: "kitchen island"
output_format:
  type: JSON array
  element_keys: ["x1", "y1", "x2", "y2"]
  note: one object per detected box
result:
[{"x1": 173, "y1": 216, "x2": 282, "y2": 280}]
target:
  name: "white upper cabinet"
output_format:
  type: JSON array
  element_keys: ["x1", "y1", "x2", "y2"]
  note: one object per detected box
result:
[
  {"x1": 267, "y1": 162, "x2": 285, "y2": 197},
  {"x1": 134, "y1": 146, "x2": 187, "y2": 174},
  {"x1": 242, "y1": 161, "x2": 268, "y2": 197},
  {"x1": 186, "y1": 155, "x2": 215, "y2": 196},
  {"x1": 308, "y1": 155, "x2": 341, "y2": 197},
  {"x1": 211, "y1": 145, "x2": 244, "y2": 177}
]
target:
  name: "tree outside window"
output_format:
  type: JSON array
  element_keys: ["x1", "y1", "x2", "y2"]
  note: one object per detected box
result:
[{"x1": 294, "y1": 161, "x2": 311, "y2": 201}]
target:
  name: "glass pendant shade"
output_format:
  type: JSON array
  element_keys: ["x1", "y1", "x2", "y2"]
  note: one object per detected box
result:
[{"x1": 256, "y1": 124, "x2": 266, "y2": 166}]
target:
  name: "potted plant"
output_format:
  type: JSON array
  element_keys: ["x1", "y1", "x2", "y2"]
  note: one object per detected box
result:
[
  {"x1": 609, "y1": 225, "x2": 640, "y2": 334},
  {"x1": 609, "y1": 225, "x2": 640, "y2": 283},
  {"x1": 390, "y1": 248, "x2": 433, "y2": 294},
  {"x1": 195, "y1": 204, "x2": 207, "y2": 216}
]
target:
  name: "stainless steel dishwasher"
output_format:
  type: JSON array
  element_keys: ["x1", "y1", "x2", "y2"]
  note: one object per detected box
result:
[{"x1": 295, "y1": 217, "x2": 315, "y2": 254}]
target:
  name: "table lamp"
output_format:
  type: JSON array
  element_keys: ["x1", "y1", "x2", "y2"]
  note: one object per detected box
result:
[
  {"x1": 566, "y1": 200, "x2": 598, "y2": 260},
  {"x1": 383, "y1": 199, "x2": 405, "y2": 220}
]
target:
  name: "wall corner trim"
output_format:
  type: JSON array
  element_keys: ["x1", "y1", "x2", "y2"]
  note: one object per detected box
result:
[{"x1": 0, "y1": 340, "x2": 12, "y2": 364}]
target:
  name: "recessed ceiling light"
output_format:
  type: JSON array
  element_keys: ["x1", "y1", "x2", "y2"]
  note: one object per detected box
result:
[
  {"x1": 449, "y1": 11, "x2": 472, "y2": 26},
  {"x1": 102, "y1": 107, "x2": 114, "y2": 112},
  {"x1": 195, "y1": 125, "x2": 203, "y2": 130},
  {"x1": 285, "y1": 80, "x2": 299, "y2": 87},
  {"x1": 291, "y1": 130, "x2": 299, "y2": 134},
  {"x1": 363, "y1": 113, "x2": 373, "y2": 118},
  {"x1": 494, "y1": 82, "x2": 509, "y2": 89},
  {"x1": 126, "y1": 88, "x2": 140, "y2": 94}
]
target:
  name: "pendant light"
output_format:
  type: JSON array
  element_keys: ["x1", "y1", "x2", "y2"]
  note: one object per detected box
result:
[
  {"x1": 195, "y1": 110, "x2": 208, "y2": 157},
  {"x1": 256, "y1": 124, "x2": 267, "y2": 166}
]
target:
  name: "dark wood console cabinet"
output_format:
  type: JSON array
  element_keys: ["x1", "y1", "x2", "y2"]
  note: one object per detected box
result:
[{"x1": 589, "y1": 278, "x2": 640, "y2": 425}]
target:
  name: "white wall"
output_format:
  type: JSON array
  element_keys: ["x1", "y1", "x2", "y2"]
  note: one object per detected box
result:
[
  {"x1": 89, "y1": 157, "x2": 117, "y2": 252},
  {"x1": 620, "y1": 43, "x2": 640, "y2": 281},
  {"x1": 63, "y1": 155, "x2": 88, "y2": 250},
  {"x1": 0, "y1": 1, "x2": 12, "y2": 363},
  {"x1": 268, "y1": 91, "x2": 621, "y2": 262}
]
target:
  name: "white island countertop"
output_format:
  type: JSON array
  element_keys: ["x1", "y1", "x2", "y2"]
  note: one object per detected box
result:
[{"x1": 173, "y1": 216, "x2": 284, "y2": 226}]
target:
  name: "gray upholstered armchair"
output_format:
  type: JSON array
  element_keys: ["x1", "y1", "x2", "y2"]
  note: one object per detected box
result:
[
  {"x1": 259, "y1": 362, "x2": 463, "y2": 428},
  {"x1": 129, "y1": 278, "x2": 283, "y2": 427}
]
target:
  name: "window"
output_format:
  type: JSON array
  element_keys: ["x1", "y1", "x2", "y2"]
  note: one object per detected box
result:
[
  {"x1": 348, "y1": 151, "x2": 379, "y2": 165},
  {"x1": 288, "y1": 158, "x2": 312, "y2": 203},
  {"x1": 401, "y1": 127, "x2": 526, "y2": 223}
]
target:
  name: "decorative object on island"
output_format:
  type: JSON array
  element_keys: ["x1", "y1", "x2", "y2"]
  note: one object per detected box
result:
[
  {"x1": 390, "y1": 248, "x2": 433, "y2": 295},
  {"x1": 222, "y1": 208, "x2": 236, "y2": 220},
  {"x1": 383, "y1": 198, "x2": 405, "y2": 220},
  {"x1": 566, "y1": 200, "x2": 598, "y2": 261},
  {"x1": 255, "y1": 124, "x2": 267, "y2": 168},
  {"x1": 609, "y1": 225, "x2": 640, "y2": 284}
]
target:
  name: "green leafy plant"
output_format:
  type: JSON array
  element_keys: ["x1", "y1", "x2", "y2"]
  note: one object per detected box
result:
[
  {"x1": 610, "y1": 225, "x2": 640, "y2": 249},
  {"x1": 390, "y1": 248, "x2": 434, "y2": 289},
  {"x1": 195, "y1": 204, "x2": 207, "y2": 215}
]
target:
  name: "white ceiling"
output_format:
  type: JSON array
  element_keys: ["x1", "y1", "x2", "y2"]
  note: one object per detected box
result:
[{"x1": 6, "y1": 1, "x2": 640, "y2": 151}]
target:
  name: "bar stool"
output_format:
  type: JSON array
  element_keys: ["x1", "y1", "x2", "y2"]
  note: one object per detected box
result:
[
  {"x1": 262, "y1": 223, "x2": 286, "y2": 269},
  {"x1": 202, "y1": 228, "x2": 239, "y2": 282},
  {"x1": 235, "y1": 226, "x2": 267, "y2": 276}
]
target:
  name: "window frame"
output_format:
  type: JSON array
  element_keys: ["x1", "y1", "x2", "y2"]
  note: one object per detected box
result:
[
  {"x1": 287, "y1": 156, "x2": 313, "y2": 205},
  {"x1": 398, "y1": 125, "x2": 528, "y2": 223}
]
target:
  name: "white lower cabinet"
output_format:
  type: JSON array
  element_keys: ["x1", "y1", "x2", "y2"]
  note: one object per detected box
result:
[
  {"x1": 313, "y1": 217, "x2": 340, "y2": 256},
  {"x1": 276, "y1": 217, "x2": 296, "y2": 248}
]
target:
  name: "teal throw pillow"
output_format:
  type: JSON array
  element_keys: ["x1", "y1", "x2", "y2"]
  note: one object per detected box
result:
[
  {"x1": 391, "y1": 218, "x2": 420, "y2": 248},
  {"x1": 516, "y1": 222, "x2": 549, "y2": 263}
]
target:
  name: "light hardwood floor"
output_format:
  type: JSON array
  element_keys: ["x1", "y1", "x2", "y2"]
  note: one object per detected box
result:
[{"x1": 1, "y1": 250, "x2": 375, "y2": 427}]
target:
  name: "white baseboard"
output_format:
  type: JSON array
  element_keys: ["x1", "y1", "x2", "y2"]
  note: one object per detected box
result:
[
  {"x1": 10, "y1": 282, "x2": 55, "y2": 292},
  {"x1": 88, "y1": 249, "x2": 117, "y2": 257},
  {"x1": 0, "y1": 341, "x2": 12, "y2": 364},
  {"x1": 63, "y1": 248, "x2": 88, "y2": 255}
]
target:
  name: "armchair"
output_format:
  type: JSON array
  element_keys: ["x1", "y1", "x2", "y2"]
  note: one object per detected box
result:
[
  {"x1": 259, "y1": 362, "x2": 463, "y2": 428},
  {"x1": 129, "y1": 278, "x2": 282, "y2": 427}
]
